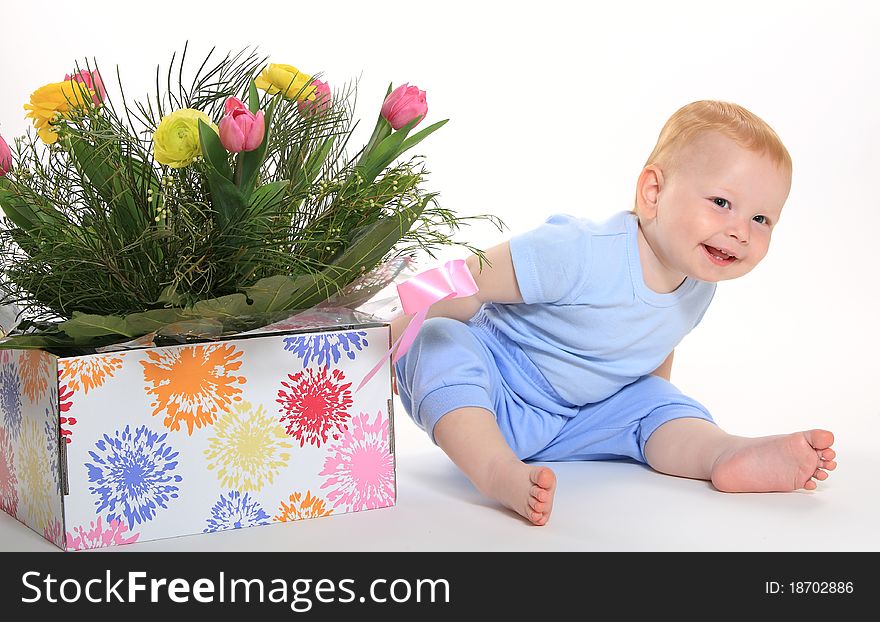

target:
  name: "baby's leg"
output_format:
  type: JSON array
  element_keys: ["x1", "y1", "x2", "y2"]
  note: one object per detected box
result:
[
  {"x1": 644, "y1": 418, "x2": 837, "y2": 492},
  {"x1": 394, "y1": 316, "x2": 559, "y2": 525},
  {"x1": 433, "y1": 407, "x2": 556, "y2": 526}
]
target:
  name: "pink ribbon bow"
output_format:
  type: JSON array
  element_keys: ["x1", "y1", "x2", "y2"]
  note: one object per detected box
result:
[{"x1": 356, "y1": 259, "x2": 478, "y2": 392}]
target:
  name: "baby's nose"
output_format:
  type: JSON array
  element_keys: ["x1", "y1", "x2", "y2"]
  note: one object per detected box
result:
[{"x1": 727, "y1": 221, "x2": 750, "y2": 244}]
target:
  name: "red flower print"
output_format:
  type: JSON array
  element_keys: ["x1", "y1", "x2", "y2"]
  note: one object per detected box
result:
[
  {"x1": 58, "y1": 383, "x2": 75, "y2": 444},
  {"x1": 277, "y1": 366, "x2": 352, "y2": 448}
]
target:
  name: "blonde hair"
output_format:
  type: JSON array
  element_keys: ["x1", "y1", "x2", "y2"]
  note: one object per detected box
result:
[{"x1": 633, "y1": 100, "x2": 792, "y2": 212}]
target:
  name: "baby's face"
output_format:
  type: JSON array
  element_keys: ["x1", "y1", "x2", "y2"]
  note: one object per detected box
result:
[{"x1": 653, "y1": 132, "x2": 791, "y2": 282}]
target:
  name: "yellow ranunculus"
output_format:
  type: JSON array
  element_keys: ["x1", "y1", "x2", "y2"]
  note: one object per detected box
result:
[
  {"x1": 254, "y1": 64, "x2": 316, "y2": 101},
  {"x1": 23, "y1": 80, "x2": 95, "y2": 144},
  {"x1": 153, "y1": 108, "x2": 217, "y2": 168}
]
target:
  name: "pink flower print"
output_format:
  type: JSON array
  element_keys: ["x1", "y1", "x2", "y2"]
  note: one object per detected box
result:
[
  {"x1": 66, "y1": 516, "x2": 140, "y2": 550},
  {"x1": 320, "y1": 409, "x2": 395, "y2": 512},
  {"x1": 0, "y1": 428, "x2": 18, "y2": 516},
  {"x1": 43, "y1": 519, "x2": 64, "y2": 549}
]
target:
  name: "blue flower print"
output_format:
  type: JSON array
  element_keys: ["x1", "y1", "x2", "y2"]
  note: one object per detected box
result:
[
  {"x1": 282, "y1": 330, "x2": 368, "y2": 368},
  {"x1": 204, "y1": 490, "x2": 271, "y2": 533},
  {"x1": 86, "y1": 425, "x2": 183, "y2": 529}
]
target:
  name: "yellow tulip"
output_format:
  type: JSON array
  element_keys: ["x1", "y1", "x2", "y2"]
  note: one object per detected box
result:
[
  {"x1": 255, "y1": 64, "x2": 316, "y2": 101},
  {"x1": 153, "y1": 108, "x2": 217, "y2": 168},
  {"x1": 23, "y1": 80, "x2": 95, "y2": 144}
]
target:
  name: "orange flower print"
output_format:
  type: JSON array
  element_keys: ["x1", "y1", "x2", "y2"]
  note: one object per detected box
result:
[
  {"x1": 59, "y1": 353, "x2": 124, "y2": 395},
  {"x1": 19, "y1": 350, "x2": 53, "y2": 403},
  {"x1": 141, "y1": 343, "x2": 245, "y2": 434},
  {"x1": 273, "y1": 490, "x2": 333, "y2": 522}
]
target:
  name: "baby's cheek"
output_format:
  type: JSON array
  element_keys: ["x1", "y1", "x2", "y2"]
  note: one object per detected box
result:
[{"x1": 748, "y1": 243, "x2": 770, "y2": 267}]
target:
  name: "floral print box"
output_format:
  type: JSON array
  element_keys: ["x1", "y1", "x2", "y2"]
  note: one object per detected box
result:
[{"x1": 0, "y1": 308, "x2": 396, "y2": 550}]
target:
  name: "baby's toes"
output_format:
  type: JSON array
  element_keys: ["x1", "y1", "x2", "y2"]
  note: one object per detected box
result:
[
  {"x1": 529, "y1": 497, "x2": 547, "y2": 514},
  {"x1": 813, "y1": 469, "x2": 829, "y2": 481},
  {"x1": 531, "y1": 485, "x2": 549, "y2": 503},
  {"x1": 808, "y1": 429, "x2": 835, "y2": 451},
  {"x1": 528, "y1": 509, "x2": 547, "y2": 525},
  {"x1": 821, "y1": 459, "x2": 837, "y2": 471},
  {"x1": 818, "y1": 448, "x2": 836, "y2": 461}
]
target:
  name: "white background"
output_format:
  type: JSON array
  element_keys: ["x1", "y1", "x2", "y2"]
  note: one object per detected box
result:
[{"x1": 1, "y1": 0, "x2": 878, "y2": 552}]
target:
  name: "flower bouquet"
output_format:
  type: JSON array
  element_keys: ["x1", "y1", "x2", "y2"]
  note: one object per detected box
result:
[
  {"x1": 0, "y1": 45, "x2": 502, "y2": 353},
  {"x1": 0, "y1": 46, "x2": 505, "y2": 550}
]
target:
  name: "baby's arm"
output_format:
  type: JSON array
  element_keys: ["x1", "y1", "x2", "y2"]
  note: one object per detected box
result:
[
  {"x1": 434, "y1": 241, "x2": 524, "y2": 319},
  {"x1": 391, "y1": 241, "x2": 523, "y2": 341}
]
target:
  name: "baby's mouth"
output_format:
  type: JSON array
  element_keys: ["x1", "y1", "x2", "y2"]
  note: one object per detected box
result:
[{"x1": 702, "y1": 244, "x2": 737, "y2": 264}]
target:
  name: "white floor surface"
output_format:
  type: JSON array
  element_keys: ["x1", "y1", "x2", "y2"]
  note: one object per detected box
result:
[{"x1": 2, "y1": 392, "x2": 877, "y2": 553}]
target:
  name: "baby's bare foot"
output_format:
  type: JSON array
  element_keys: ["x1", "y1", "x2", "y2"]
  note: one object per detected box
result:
[
  {"x1": 711, "y1": 429, "x2": 837, "y2": 492},
  {"x1": 484, "y1": 459, "x2": 556, "y2": 525}
]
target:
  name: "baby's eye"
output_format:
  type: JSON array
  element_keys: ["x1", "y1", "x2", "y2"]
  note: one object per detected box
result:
[
  {"x1": 712, "y1": 197, "x2": 729, "y2": 208},
  {"x1": 754, "y1": 215, "x2": 768, "y2": 225}
]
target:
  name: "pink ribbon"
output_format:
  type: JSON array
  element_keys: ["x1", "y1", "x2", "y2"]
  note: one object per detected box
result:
[{"x1": 355, "y1": 259, "x2": 478, "y2": 392}]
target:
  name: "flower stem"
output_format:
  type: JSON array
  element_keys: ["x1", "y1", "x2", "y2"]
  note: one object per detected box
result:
[
  {"x1": 234, "y1": 153, "x2": 243, "y2": 187},
  {"x1": 358, "y1": 118, "x2": 391, "y2": 167}
]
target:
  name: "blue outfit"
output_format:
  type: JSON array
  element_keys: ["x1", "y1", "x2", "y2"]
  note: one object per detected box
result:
[{"x1": 394, "y1": 211, "x2": 718, "y2": 464}]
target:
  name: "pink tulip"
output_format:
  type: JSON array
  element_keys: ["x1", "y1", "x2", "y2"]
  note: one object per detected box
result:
[
  {"x1": 297, "y1": 79, "x2": 332, "y2": 116},
  {"x1": 218, "y1": 96, "x2": 266, "y2": 153},
  {"x1": 64, "y1": 70, "x2": 106, "y2": 105},
  {"x1": 0, "y1": 133, "x2": 12, "y2": 177},
  {"x1": 380, "y1": 83, "x2": 428, "y2": 130}
]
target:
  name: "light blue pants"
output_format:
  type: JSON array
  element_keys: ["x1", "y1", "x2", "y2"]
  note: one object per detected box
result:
[{"x1": 394, "y1": 317, "x2": 715, "y2": 464}]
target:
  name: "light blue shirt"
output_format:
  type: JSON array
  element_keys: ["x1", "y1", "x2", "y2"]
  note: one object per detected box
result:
[{"x1": 468, "y1": 210, "x2": 716, "y2": 406}]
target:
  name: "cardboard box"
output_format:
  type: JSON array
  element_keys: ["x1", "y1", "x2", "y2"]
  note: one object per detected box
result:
[{"x1": 0, "y1": 309, "x2": 396, "y2": 550}]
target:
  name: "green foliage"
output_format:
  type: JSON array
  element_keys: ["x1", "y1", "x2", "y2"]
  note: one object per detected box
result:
[{"x1": 0, "y1": 45, "x2": 505, "y2": 352}]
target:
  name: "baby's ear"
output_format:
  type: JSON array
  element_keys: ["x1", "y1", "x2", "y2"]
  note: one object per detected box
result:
[{"x1": 636, "y1": 165, "x2": 663, "y2": 217}]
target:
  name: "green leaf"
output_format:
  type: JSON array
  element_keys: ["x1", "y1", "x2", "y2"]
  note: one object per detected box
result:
[
  {"x1": 239, "y1": 97, "x2": 276, "y2": 197},
  {"x1": 358, "y1": 116, "x2": 422, "y2": 184},
  {"x1": 203, "y1": 164, "x2": 247, "y2": 229},
  {"x1": 334, "y1": 206, "x2": 425, "y2": 273},
  {"x1": 247, "y1": 79, "x2": 260, "y2": 113},
  {"x1": 357, "y1": 83, "x2": 394, "y2": 167},
  {"x1": 0, "y1": 329, "x2": 135, "y2": 355},
  {"x1": 130, "y1": 157, "x2": 162, "y2": 198},
  {"x1": 248, "y1": 180, "x2": 289, "y2": 213},
  {"x1": 303, "y1": 137, "x2": 335, "y2": 187},
  {"x1": 284, "y1": 202, "x2": 427, "y2": 310},
  {"x1": 0, "y1": 182, "x2": 40, "y2": 232},
  {"x1": 198, "y1": 119, "x2": 232, "y2": 181},
  {"x1": 59, "y1": 312, "x2": 135, "y2": 340},
  {"x1": 0, "y1": 201, "x2": 36, "y2": 231},
  {"x1": 66, "y1": 134, "x2": 149, "y2": 234},
  {"x1": 243, "y1": 274, "x2": 303, "y2": 313},
  {"x1": 191, "y1": 291, "x2": 254, "y2": 318},
  {"x1": 399, "y1": 119, "x2": 449, "y2": 154},
  {"x1": 0, "y1": 332, "x2": 76, "y2": 350},
  {"x1": 124, "y1": 308, "x2": 192, "y2": 334},
  {"x1": 0, "y1": 178, "x2": 68, "y2": 233},
  {"x1": 154, "y1": 283, "x2": 186, "y2": 306}
]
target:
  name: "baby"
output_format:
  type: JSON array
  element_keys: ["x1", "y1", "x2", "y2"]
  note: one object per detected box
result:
[{"x1": 390, "y1": 100, "x2": 836, "y2": 526}]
